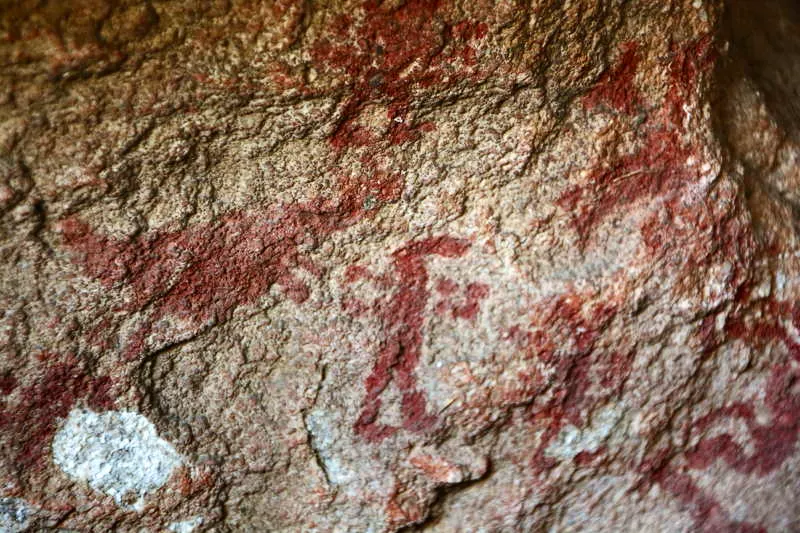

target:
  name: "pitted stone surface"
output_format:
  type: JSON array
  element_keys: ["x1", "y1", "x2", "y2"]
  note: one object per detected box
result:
[{"x1": 1, "y1": 0, "x2": 800, "y2": 531}]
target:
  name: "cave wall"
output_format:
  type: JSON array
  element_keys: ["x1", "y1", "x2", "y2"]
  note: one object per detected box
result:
[{"x1": 1, "y1": 1, "x2": 800, "y2": 531}]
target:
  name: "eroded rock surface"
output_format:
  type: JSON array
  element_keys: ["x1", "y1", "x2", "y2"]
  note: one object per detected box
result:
[{"x1": 1, "y1": 0, "x2": 799, "y2": 531}]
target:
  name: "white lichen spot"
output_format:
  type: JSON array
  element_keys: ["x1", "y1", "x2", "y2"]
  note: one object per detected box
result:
[
  {"x1": 545, "y1": 404, "x2": 623, "y2": 460},
  {"x1": 0, "y1": 497, "x2": 32, "y2": 532},
  {"x1": 52, "y1": 408, "x2": 183, "y2": 511},
  {"x1": 168, "y1": 516, "x2": 204, "y2": 533}
]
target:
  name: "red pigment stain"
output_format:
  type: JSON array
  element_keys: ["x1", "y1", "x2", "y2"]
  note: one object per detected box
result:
[
  {"x1": 435, "y1": 278, "x2": 459, "y2": 295},
  {"x1": 640, "y1": 383, "x2": 786, "y2": 530},
  {"x1": 557, "y1": 127, "x2": 693, "y2": 244},
  {"x1": 455, "y1": 282, "x2": 490, "y2": 320},
  {"x1": 513, "y1": 292, "x2": 628, "y2": 475},
  {"x1": 640, "y1": 169, "x2": 756, "y2": 301},
  {"x1": 724, "y1": 297, "x2": 800, "y2": 360},
  {"x1": 0, "y1": 356, "x2": 114, "y2": 472},
  {"x1": 60, "y1": 173, "x2": 403, "y2": 359},
  {"x1": 684, "y1": 367, "x2": 800, "y2": 476},
  {"x1": 573, "y1": 446, "x2": 607, "y2": 467},
  {"x1": 684, "y1": 297, "x2": 800, "y2": 477},
  {"x1": 435, "y1": 280, "x2": 489, "y2": 321},
  {"x1": 583, "y1": 42, "x2": 642, "y2": 114},
  {"x1": 645, "y1": 464, "x2": 767, "y2": 533},
  {"x1": 0, "y1": 374, "x2": 17, "y2": 395},
  {"x1": 344, "y1": 264, "x2": 375, "y2": 284},
  {"x1": 561, "y1": 36, "x2": 716, "y2": 244},
  {"x1": 311, "y1": 1, "x2": 489, "y2": 153},
  {"x1": 638, "y1": 290, "x2": 798, "y2": 532},
  {"x1": 347, "y1": 236, "x2": 471, "y2": 442},
  {"x1": 665, "y1": 35, "x2": 716, "y2": 127}
]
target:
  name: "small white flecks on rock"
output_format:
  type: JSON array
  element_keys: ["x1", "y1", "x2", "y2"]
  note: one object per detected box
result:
[
  {"x1": 168, "y1": 516, "x2": 204, "y2": 532},
  {"x1": 52, "y1": 408, "x2": 183, "y2": 511},
  {"x1": 0, "y1": 497, "x2": 32, "y2": 532}
]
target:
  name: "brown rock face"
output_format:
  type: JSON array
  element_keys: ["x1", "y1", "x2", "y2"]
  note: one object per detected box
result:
[{"x1": 1, "y1": 0, "x2": 800, "y2": 531}]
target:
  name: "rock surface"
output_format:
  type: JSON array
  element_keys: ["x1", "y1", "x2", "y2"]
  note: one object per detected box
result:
[{"x1": 1, "y1": 0, "x2": 799, "y2": 531}]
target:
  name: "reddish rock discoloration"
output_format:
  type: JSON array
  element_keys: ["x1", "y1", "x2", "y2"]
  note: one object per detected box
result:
[
  {"x1": 683, "y1": 295, "x2": 800, "y2": 478},
  {"x1": 525, "y1": 292, "x2": 627, "y2": 474},
  {"x1": 558, "y1": 127, "x2": 695, "y2": 243},
  {"x1": 5, "y1": 0, "x2": 800, "y2": 530},
  {"x1": 583, "y1": 42, "x2": 642, "y2": 114},
  {"x1": 638, "y1": 274, "x2": 798, "y2": 532},
  {"x1": 0, "y1": 374, "x2": 17, "y2": 395},
  {"x1": 561, "y1": 36, "x2": 717, "y2": 244},
  {"x1": 311, "y1": 1, "x2": 489, "y2": 153},
  {"x1": 0, "y1": 356, "x2": 114, "y2": 473},
  {"x1": 60, "y1": 173, "x2": 403, "y2": 359},
  {"x1": 435, "y1": 280, "x2": 490, "y2": 321},
  {"x1": 665, "y1": 35, "x2": 716, "y2": 126},
  {"x1": 686, "y1": 363, "x2": 800, "y2": 476},
  {"x1": 649, "y1": 467, "x2": 767, "y2": 533},
  {"x1": 349, "y1": 236, "x2": 471, "y2": 442}
]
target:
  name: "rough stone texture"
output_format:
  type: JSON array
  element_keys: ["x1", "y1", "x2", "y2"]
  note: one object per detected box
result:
[{"x1": 1, "y1": 0, "x2": 799, "y2": 531}]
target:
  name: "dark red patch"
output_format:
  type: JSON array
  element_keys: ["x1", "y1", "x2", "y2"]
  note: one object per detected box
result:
[
  {"x1": 454, "y1": 282, "x2": 490, "y2": 320},
  {"x1": 61, "y1": 173, "x2": 403, "y2": 359},
  {"x1": 563, "y1": 36, "x2": 717, "y2": 244},
  {"x1": 649, "y1": 467, "x2": 767, "y2": 533},
  {"x1": 558, "y1": 128, "x2": 692, "y2": 243},
  {"x1": 640, "y1": 290, "x2": 799, "y2": 532},
  {"x1": 0, "y1": 374, "x2": 17, "y2": 395},
  {"x1": 573, "y1": 446, "x2": 606, "y2": 467},
  {"x1": 583, "y1": 42, "x2": 642, "y2": 114},
  {"x1": 435, "y1": 278, "x2": 459, "y2": 295},
  {"x1": 724, "y1": 297, "x2": 800, "y2": 361},
  {"x1": 310, "y1": 1, "x2": 489, "y2": 153},
  {"x1": 348, "y1": 236, "x2": 471, "y2": 442},
  {"x1": 0, "y1": 356, "x2": 114, "y2": 473},
  {"x1": 434, "y1": 280, "x2": 489, "y2": 321},
  {"x1": 330, "y1": 120, "x2": 376, "y2": 152},
  {"x1": 518, "y1": 292, "x2": 629, "y2": 475},
  {"x1": 344, "y1": 264, "x2": 373, "y2": 284}
]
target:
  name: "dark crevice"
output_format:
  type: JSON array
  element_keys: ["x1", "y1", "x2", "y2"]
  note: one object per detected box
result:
[
  {"x1": 723, "y1": 0, "x2": 800, "y2": 138},
  {"x1": 713, "y1": 0, "x2": 800, "y2": 244}
]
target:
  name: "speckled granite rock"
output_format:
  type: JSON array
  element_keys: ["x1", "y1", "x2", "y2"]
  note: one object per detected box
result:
[{"x1": 1, "y1": 0, "x2": 800, "y2": 531}]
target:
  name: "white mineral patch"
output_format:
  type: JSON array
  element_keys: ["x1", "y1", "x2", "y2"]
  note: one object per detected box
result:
[
  {"x1": 168, "y1": 516, "x2": 204, "y2": 532},
  {"x1": 0, "y1": 497, "x2": 32, "y2": 532},
  {"x1": 52, "y1": 408, "x2": 183, "y2": 511},
  {"x1": 546, "y1": 404, "x2": 623, "y2": 460},
  {"x1": 305, "y1": 409, "x2": 358, "y2": 486}
]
